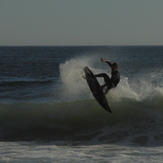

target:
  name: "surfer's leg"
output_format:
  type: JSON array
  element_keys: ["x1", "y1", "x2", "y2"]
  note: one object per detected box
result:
[
  {"x1": 104, "y1": 84, "x2": 114, "y2": 94},
  {"x1": 95, "y1": 73, "x2": 113, "y2": 94},
  {"x1": 95, "y1": 73, "x2": 110, "y2": 81},
  {"x1": 95, "y1": 73, "x2": 106, "y2": 78},
  {"x1": 95, "y1": 73, "x2": 110, "y2": 83},
  {"x1": 100, "y1": 83, "x2": 114, "y2": 94}
]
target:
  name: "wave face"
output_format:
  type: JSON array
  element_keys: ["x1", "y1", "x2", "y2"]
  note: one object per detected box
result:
[
  {"x1": 0, "y1": 46, "x2": 163, "y2": 145},
  {"x1": 0, "y1": 96, "x2": 163, "y2": 145}
]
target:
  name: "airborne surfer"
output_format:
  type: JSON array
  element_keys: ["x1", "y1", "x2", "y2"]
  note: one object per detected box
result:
[{"x1": 95, "y1": 58, "x2": 120, "y2": 94}]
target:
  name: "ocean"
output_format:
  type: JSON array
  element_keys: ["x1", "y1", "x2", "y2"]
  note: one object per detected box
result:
[{"x1": 0, "y1": 46, "x2": 162, "y2": 162}]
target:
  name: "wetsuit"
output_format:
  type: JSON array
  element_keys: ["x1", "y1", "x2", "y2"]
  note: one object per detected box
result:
[{"x1": 95, "y1": 61, "x2": 120, "y2": 94}]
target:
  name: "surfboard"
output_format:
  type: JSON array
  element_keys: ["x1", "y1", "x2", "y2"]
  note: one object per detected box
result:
[{"x1": 84, "y1": 66, "x2": 112, "y2": 113}]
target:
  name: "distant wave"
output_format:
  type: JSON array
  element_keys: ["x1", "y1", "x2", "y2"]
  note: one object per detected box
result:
[{"x1": 0, "y1": 78, "x2": 55, "y2": 87}]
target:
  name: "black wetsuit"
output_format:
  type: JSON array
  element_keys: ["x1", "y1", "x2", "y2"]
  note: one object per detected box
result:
[{"x1": 95, "y1": 61, "x2": 120, "y2": 94}]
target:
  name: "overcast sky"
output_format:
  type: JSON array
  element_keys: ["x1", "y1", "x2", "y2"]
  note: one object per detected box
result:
[{"x1": 0, "y1": 0, "x2": 163, "y2": 46}]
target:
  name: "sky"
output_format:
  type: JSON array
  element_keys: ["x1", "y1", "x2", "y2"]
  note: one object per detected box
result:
[{"x1": 0, "y1": 0, "x2": 163, "y2": 46}]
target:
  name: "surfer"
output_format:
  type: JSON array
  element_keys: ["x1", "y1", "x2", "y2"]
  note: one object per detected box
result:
[{"x1": 95, "y1": 58, "x2": 120, "y2": 94}]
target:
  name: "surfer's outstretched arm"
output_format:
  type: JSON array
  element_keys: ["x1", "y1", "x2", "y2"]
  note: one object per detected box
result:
[{"x1": 101, "y1": 58, "x2": 112, "y2": 68}]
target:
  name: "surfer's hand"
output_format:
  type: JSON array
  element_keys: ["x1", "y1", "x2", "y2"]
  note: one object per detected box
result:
[
  {"x1": 101, "y1": 58, "x2": 107, "y2": 62},
  {"x1": 101, "y1": 58, "x2": 105, "y2": 62}
]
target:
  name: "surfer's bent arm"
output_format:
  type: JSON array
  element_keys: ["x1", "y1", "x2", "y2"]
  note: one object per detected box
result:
[{"x1": 101, "y1": 58, "x2": 112, "y2": 68}]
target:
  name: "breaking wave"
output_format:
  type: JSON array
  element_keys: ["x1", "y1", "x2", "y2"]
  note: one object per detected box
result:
[{"x1": 0, "y1": 55, "x2": 162, "y2": 146}]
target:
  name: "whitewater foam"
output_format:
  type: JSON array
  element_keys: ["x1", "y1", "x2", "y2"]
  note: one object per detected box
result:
[{"x1": 59, "y1": 56, "x2": 163, "y2": 106}]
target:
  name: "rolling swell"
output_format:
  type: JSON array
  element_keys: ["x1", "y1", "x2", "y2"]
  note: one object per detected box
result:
[
  {"x1": 0, "y1": 78, "x2": 58, "y2": 102},
  {"x1": 0, "y1": 98, "x2": 162, "y2": 145},
  {"x1": 0, "y1": 78, "x2": 55, "y2": 87}
]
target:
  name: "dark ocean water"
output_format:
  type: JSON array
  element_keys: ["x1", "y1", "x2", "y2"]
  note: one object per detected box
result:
[{"x1": 0, "y1": 46, "x2": 163, "y2": 162}]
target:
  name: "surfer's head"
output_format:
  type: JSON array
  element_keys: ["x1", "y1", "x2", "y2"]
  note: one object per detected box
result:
[{"x1": 112, "y1": 63, "x2": 118, "y2": 71}]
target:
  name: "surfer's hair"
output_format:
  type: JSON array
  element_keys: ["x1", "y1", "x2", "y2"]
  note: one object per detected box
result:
[{"x1": 112, "y1": 63, "x2": 118, "y2": 69}]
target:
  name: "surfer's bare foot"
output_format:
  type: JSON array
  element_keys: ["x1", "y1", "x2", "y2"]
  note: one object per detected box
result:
[{"x1": 82, "y1": 76, "x2": 86, "y2": 79}]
